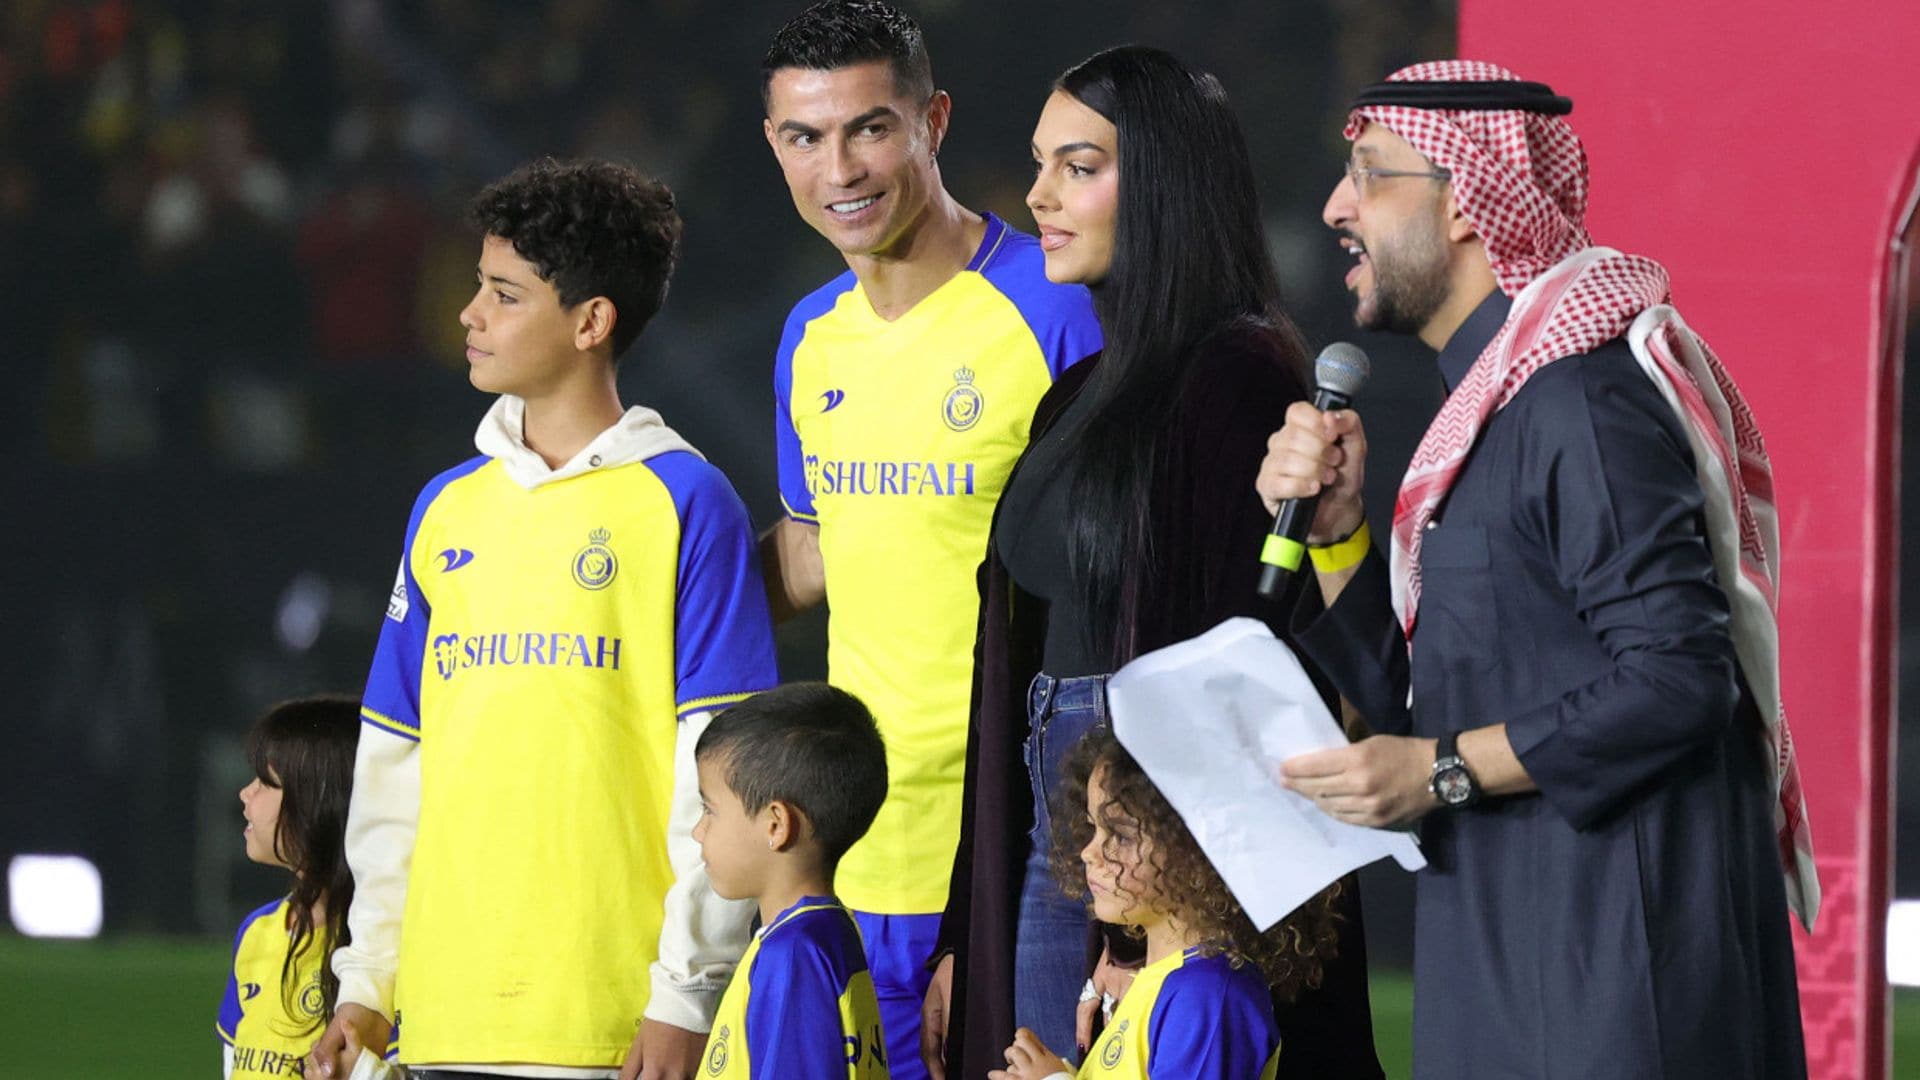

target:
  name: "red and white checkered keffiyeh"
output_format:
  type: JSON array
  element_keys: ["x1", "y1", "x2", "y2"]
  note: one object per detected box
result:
[{"x1": 1354, "y1": 60, "x2": 1818, "y2": 928}]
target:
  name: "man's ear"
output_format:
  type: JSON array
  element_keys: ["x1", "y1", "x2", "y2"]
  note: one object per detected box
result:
[
  {"x1": 925, "y1": 89, "x2": 953, "y2": 161},
  {"x1": 573, "y1": 296, "x2": 618, "y2": 352},
  {"x1": 1442, "y1": 189, "x2": 1478, "y2": 244}
]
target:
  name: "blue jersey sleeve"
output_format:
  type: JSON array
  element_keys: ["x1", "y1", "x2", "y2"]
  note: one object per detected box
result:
[
  {"x1": 772, "y1": 274, "x2": 855, "y2": 523},
  {"x1": 974, "y1": 217, "x2": 1102, "y2": 380},
  {"x1": 742, "y1": 919, "x2": 862, "y2": 1080},
  {"x1": 773, "y1": 367, "x2": 815, "y2": 524},
  {"x1": 358, "y1": 458, "x2": 484, "y2": 740},
  {"x1": 216, "y1": 912, "x2": 249, "y2": 1044},
  {"x1": 218, "y1": 899, "x2": 283, "y2": 1046},
  {"x1": 1145, "y1": 958, "x2": 1280, "y2": 1078},
  {"x1": 647, "y1": 452, "x2": 780, "y2": 717}
]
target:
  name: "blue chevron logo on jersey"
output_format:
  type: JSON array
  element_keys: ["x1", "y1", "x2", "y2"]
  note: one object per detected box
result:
[
  {"x1": 241, "y1": 981, "x2": 262, "y2": 1001},
  {"x1": 820, "y1": 389, "x2": 846, "y2": 412},
  {"x1": 436, "y1": 548, "x2": 475, "y2": 572}
]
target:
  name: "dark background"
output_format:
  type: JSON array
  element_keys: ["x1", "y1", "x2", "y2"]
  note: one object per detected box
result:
[{"x1": 0, "y1": 0, "x2": 1911, "y2": 984}]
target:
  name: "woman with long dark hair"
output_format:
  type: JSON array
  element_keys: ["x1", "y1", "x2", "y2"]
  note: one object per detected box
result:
[
  {"x1": 924, "y1": 46, "x2": 1382, "y2": 1078},
  {"x1": 218, "y1": 695, "x2": 363, "y2": 1078}
]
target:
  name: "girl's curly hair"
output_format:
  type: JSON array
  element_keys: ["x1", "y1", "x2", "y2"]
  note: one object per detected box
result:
[{"x1": 1050, "y1": 726, "x2": 1341, "y2": 1000}]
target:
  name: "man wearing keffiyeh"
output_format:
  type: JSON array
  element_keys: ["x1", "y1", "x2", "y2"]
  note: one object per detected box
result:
[{"x1": 1256, "y1": 61, "x2": 1811, "y2": 1078}]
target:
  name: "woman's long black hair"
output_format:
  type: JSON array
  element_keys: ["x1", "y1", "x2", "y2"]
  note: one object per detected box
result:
[
  {"x1": 245, "y1": 694, "x2": 361, "y2": 1033},
  {"x1": 1048, "y1": 45, "x2": 1307, "y2": 666}
]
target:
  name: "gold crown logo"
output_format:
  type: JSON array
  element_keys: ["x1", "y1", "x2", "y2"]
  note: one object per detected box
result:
[
  {"x1": 589, "y1": 527, "x2": 611, "y2": 545},
  {"x1": 952, "y1": 366, "x2": 975, "y2": 384}
]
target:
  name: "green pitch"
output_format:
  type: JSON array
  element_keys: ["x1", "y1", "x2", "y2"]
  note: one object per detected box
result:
[{"x1": 1, "y1": 934, "x2": 1914, "y2": 1078}]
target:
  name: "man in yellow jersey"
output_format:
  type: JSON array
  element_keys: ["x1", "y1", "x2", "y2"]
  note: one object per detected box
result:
[
  {"x1": 756, "y1": 5, "x2": 1101, "y2": 1078},
  {"x1": 309, "y1": 159, "x2": 779, "y2": 1080}
]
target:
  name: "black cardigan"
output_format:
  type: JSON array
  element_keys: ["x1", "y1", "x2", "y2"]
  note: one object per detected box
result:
[{"x1": 936, "y1": 325, "x2": 1385, "y2": 1078}]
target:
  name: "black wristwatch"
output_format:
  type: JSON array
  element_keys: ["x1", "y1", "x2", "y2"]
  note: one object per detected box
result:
[{"x1": 1428, "y1": 730, "x2": 1481, "y2": 809}]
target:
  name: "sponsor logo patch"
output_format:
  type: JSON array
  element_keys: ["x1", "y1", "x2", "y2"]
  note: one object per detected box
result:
[
  {"x1": 430, "y1": 630, "x2": 624, "y2": 682},
  {"x1": 385, "y1": 563, "x2": 409, "y2": 622}
]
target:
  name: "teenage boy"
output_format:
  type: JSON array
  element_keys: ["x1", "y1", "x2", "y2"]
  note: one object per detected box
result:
[
  {"x1": 311, "y1": 158, "x2": 780, "y2": 1080},
  {"x1": 693, "y1": 682, "x2": 892, "y2": 1079}
]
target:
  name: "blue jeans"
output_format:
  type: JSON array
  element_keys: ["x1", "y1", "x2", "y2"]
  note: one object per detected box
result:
[{"x1": 1013, "y1": 672, "x2": 1108, "y2": 1059}]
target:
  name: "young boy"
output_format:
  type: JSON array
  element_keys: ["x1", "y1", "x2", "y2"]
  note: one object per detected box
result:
[
  {"x1": 692, "y1": 682, "x2": 891, "y2": 1079},
  {"x1": 311, "y1": 159, "x2": 780, "y2": 1079}
]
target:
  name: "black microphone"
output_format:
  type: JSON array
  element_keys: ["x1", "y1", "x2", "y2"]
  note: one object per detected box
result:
[{"x1": 1257, "y1": 342, "x2": 1371, "y2": 600}]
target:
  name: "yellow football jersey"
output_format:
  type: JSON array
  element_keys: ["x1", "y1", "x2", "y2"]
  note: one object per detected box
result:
[
  {"x1": 1079, "y1": 949, "x2": 1279, "y2": 1079},
  {"x1": 774, "y1": 214, "x2": 1100, "y2": 915},
  {"x1": 217, "y1": 897, "x2": 334, "y2": 1078},
  {"x1": 701, "y1": 898, "x2": 888, "y2": 1079},
  {"x1": 360, "y1": 449, "x2": 778, "y2": 1065}
]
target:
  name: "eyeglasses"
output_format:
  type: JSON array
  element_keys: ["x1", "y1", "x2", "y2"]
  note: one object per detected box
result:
[{"x1": 1343, "y1": 160, "x2": 1451, "y2": 197}]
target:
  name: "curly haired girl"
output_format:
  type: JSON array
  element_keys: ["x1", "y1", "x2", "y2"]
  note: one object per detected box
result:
[{"x1": 990, "y1": 726, "x2": 1342, "y2": 1080}]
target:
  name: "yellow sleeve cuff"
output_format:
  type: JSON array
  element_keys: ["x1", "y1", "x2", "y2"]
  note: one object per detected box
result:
[{"x1": 1309, "y1": 521, "x2": 1372, "y2": 573}]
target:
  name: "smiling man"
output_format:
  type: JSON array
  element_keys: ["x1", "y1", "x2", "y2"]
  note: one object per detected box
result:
[
  {"x1": 1256, "y1": 62, "x2": 1814, "y2": 1078},
  {"x1": 310, "y1": 158, "x2": 779, "y2": 1080},
  {"x1": 755, "y1": 4, "x2": 1099, "y2": 1078}
]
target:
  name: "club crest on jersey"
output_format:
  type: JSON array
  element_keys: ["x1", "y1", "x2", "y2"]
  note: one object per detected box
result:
[
  {"x1": 573, "y1": 528, "x2": 618, "y2": 591},
  {"x1": 705, "y1": 1024, "x2": 731, "y2": 1075},
  {"x1": 299, "y1": 977, "x2": 325, "y2": 1018},
  {"x1": 942, "y1": 366, "x2": 984, "y2": 431},
  {"x1": 1099, "y1": 1018, "x2": 1129, "y2": 1069}
]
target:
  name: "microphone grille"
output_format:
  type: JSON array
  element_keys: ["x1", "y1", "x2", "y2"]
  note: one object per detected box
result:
[{"x1": 1315, "y1": 342, "x2": 1371, "y2": 398}]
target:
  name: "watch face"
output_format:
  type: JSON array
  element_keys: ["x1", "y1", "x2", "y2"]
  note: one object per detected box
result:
[{"x1": 1435, "y1": 765, "x2": 1474, "y2": 805}]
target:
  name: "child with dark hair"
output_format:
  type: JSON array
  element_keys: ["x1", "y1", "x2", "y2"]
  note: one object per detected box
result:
[
  {"x1": 692, "y1": 682, "x2": 891, "y2": 1079},
  {"x1": 311, "y1": 158, "x2": 779, "y2": 1079},
  {"x1": 219, "y1": 695, "x2": 375, "y2": 1079},
  {"x1": 989, "y1": 727, "x2": 1342, "y2": 1080}
]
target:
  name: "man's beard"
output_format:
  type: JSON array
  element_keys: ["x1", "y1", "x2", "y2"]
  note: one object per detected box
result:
[{"x1": 1357, "y1": 222, "x2": 1450, "y2": 336}]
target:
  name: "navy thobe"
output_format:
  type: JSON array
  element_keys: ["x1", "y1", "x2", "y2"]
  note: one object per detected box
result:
[{"x1": 1297, "y1": 293, "x2": 1807, "y2": 1079}]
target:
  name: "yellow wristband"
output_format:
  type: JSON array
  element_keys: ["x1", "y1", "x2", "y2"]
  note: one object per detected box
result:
[{"x1": 1309, "y1": 521, "x2": 1372, "y2": 573}]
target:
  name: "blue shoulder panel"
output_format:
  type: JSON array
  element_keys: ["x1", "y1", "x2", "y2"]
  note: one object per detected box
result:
[
  {"x1": 359, "y1": 455, "x2": 489, "y2": 741},
  {"x1": 644, "y1": 451, "x2": 780, "y2": 717},
  {"x1": 972, "y1": 214, "x2": 1102, "y2": 379},
  {"x1": 1145, "y1": 952, "x2": 1279, "y2": 1077},
  {"x1": 217, "y1": 897, "x2": 286, "y2": 1043},
  {"x1": 743, "y1": 904, "x2": 871, "y2": 1079},
  {"x1": 773, "y1": 272, "x2": 857, "y2": 522}
]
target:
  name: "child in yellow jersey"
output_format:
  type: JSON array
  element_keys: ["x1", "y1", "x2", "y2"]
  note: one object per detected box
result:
[
  {"x1": 311, "y1": 159, "x2": 779, "y2": 1080},
  {"x1": 693, "y1": 683, "x2": 891, "y2": 1079},
  {"x1": 988, "y1": 728, "x2": 1345, "y2": 1080},
  {"x1": 219, "y1": 696, "x2": 387, "y2": 1079}
]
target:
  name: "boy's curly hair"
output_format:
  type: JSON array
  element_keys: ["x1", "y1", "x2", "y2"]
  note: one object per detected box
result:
[
  {"x1": 1051, "y1": 726, "x2": 1341, "y2": 1000},
  {"x1": 468, "y1": 157, "x2": 680, "y2": 359}
]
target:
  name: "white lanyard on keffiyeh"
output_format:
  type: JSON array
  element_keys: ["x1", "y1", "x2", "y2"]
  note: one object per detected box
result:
[{"x1": 1353, "y1": 60, "x2": 1818, "y2": 929}]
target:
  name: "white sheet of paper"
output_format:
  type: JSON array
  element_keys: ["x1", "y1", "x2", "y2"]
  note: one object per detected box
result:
[{"x1": 1106, "y1": 617, "x2": 1426, "y2": 931}]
